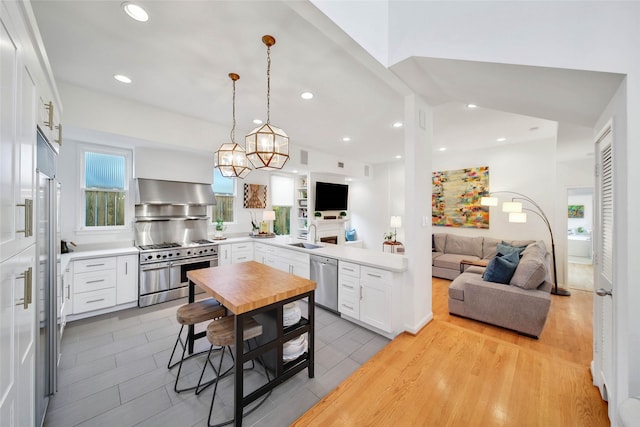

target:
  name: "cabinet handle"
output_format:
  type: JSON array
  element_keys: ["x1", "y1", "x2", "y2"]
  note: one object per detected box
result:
[
  {"x1": 367, "y1": 273, "x2": 382, "y2": 278},
  {"x1": 86, "y1": 279, "x2": 105, "y2": 284},
  {"x1": 86, "y1": 263, "x2": 105, "y2": 268},
  {"x1": 55, "y1": 123, "x2": 62, "y2": 145},
  {"x1": 16, "y1": 199, "x2": 33, "y2": 237},
  {"x1": 237, "y1": 256, "x2": 246, "y2": 260},
  {"x1": 125, "y1": 262, "x2": 128, "y2": 275},
  {"x1": 342, "y1": 284, "x2": 354, "y2": 289},
  {"x1": 66, "y1": 284, "x2": 70, "y2": 299},
  {"x1": 44, "y1": 101, "x2": 54, "y2": 130},
  {"x1": 343, "y1": 267, "x2": 354, "y2": 272},
  {"x1": 15, "y1": 267, "x2": 33, "y2": 309},
  {"x1": 86, "y1": 298, "x2": 105, "y2": 304},
  {"x1": 360, "y1": 286, "x2": 363, "y2": 300},
  {"x1": 342, "y1": 303, "x2": 354, "y2": 310}
]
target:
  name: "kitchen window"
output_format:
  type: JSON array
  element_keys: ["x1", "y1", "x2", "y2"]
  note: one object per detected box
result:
[
  {"x1": 212, "y1": 169, "x2": 235, "y2": 223},
  {"x1": 271, "y1": 175, "x2": 293, "y2": 235},
  {"x1": 80, "y1": 147, "x2": 131, "y2": 228}
]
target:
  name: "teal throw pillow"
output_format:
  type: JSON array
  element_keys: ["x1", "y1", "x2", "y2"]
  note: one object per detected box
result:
[
  {"x1": 497, "y1": 242, "x2": 528, "y2": 257},
  {"x1": 346, "y1": 229, "x2": 357, "y2": 241},
  {"x1": 482, "y1": 251, "x2": 520, "y2": 284}
]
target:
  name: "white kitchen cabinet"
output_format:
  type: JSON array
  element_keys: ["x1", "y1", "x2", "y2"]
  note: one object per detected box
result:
[
  {"x1": 338, "y1": 261, "x2": 360, "y2": 319},
  {"x1": 218, "y1": 243, "x2": 231, "y2": 265},
  {"x1": 268, "y1": 246, "x2": 310, "y2": 279},
  {"x1": 0, "y1": 10, "x2": 36, "y2": 264},
  {"x1": 1, "y1": 246, "x2": 36, "y2": 427},
  {"x1": 254, "y1": 242, "x2": 266, "y2": 264},
  {"x1": 359, "y1": 266, "x2": 393, "y2": 333},
  {"x1": 230, "y1": 242, "x2": 253, "y2": 264},
  {"x1": 68, "y1": 253, "x2": 138, "y2": 316},
  {"x1": 116, "y1": 254, "x2": 138, "y2": 304},
  {"x1": 337, "y1": 261, "x2": 395, "y2": 335}
]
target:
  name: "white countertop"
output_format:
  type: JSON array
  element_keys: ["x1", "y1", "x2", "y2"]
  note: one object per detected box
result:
[
  {"x1": 59, "y1": 235, "x2": 408, "y2": 273},
  {"x1": 219, "y1": 235, "x2": 408, "y2": 272},
  {"x1": 60, "y1": 246, "x2": 139, "y2": 271}
]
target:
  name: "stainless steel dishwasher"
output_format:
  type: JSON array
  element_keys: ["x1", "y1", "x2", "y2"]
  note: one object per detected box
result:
[{"x1": 310, "y1": 255, "x2": 338, "y2": 313}]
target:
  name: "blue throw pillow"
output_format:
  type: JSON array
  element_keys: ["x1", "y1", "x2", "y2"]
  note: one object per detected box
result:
[
  {"x1": 497, "y1": 242, "x2": 528, "y2": 257},
  {"x1": 482, "y1": 251, "x2": 520, "y2": 284},
  {"x1": 346, "y1": 229, "x2": 357, "y2": 241}
]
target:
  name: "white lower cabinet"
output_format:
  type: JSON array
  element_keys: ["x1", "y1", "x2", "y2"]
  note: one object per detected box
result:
[
  {"x1": 218, "y1": 244, "x2": 231, "y2": 265},
  {"x1": 0, "y1": 246, "x2": 36, "y2": 427},
  {"x1": 230, "y1": 242, "x2": 253, "y2": 264},
  {"x1": 254, "y1": 242, "x2": 266, "y2": 264},
  {"x1": 69, "y1": 253, "x2": 138, "y2": 316},
  {"x1": 265, "y1": 246, "x2": 310, "y2": 279},
  {"x1": 338, "y1": 261, "x2": 394, "y2": 334}
]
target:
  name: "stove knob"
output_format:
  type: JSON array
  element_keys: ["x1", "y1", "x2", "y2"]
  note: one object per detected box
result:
[
  {"x1": 203, "y1": 249, "x2": 208, "y2": 253},
  {"x1": 162, "y1": 255, "x2": 167, "y2": 259},
  {"x1": 199, "y1": 250, "x2": 203, "y2": 254},
  {"x1": 187, "y1": 251, "x2": 191, "y2": 255},
  {"x1": 156, "y1": 255, "x2": 161, "y2": 259}
]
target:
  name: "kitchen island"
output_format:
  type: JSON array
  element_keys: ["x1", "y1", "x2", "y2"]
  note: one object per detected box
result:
[{"x1": 187, "y1": 261, "x2": 316, "y2": 427}]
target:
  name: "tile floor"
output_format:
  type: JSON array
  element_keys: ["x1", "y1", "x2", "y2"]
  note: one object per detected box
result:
[{"x1": 44, "y1": 298, "x2": 389, "y2": 427}]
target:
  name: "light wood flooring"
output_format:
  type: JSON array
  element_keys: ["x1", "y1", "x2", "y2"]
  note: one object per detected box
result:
[
  {"x1": 293, "y1": 278, "x2": 609, "y2": 426},
  {"x1": 567, "y1": 262, "x2": 594, "y2": 291}
]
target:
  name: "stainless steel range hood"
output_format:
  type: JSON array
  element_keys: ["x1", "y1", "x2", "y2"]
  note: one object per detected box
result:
[{"x1": 135, "y1": 178, "x2": 217, "y2": 205}]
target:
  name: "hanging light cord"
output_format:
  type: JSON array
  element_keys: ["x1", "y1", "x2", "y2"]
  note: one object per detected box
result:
[
  {"x1": 266, "y1": 44, "x2": 271, "y2": 124},
  {"x1": 230, "y1": 77, "x2": 236, "y2": 143}
]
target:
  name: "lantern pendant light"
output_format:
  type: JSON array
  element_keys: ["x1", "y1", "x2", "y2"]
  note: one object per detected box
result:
[
  {"x1": 245, "y1": 35, "x2": 289, "y2": 170},
  {"x1": 215, "y1": 73, "x2": 251, "y2": 178}
]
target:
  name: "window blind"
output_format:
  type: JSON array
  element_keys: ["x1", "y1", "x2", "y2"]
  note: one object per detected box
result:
[
  {"x1": 271, "y1": 175, "x2": 294, "y2": 206},
  {"x1": 85, "y1": 152, "x2": 125, "y2": 189}
]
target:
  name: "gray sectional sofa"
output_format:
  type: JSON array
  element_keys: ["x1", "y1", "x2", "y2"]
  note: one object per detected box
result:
[{"x1": 433, "y1": 233, "x2": 552, "y2": 338}]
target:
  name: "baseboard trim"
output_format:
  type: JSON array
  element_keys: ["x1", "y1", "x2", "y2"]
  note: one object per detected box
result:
[{"x1": 405, "y1": 312, "x2": 434, "y2": 335}]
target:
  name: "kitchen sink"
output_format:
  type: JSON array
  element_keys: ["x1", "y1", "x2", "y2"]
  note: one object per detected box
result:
[{"x1": 288, "y1": 242, "x2": 322, "y2": 249}]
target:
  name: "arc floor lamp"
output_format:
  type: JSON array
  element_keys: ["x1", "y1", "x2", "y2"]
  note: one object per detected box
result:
[{"x1": 481, "y1": 191, "x2": 571, "y2": 297}]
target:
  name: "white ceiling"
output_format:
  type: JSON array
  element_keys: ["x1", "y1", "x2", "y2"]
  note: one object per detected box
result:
[{"x1": 30, "y1": 1, "x2": 625, "y2": 165}]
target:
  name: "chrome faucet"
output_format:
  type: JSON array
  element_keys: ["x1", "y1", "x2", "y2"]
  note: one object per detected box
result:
[{"x1": 308, "y1": 224, "x2": 318, "y2": 243}]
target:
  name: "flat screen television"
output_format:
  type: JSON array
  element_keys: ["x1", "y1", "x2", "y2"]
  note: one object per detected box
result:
[{"x1": 314, "y1": 181, "x2": 349, "y2": 211}]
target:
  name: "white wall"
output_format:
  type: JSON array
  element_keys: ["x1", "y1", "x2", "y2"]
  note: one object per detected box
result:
[
  {"x1": 135, "y1": 147, "x2": 213, "y2": 184},
  {"x1": 432, "y1": 137, "x2": 557, "y2": 246},
  {"x1": 567, "y1": 193, "x2": 593, "y2": 233}
]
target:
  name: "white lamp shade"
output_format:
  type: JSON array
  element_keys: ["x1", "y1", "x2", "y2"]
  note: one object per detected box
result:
[
  {"x1": 480, "y1": 196, "x2": 498, "y2": 206},
  {"x1": 502, "y1": 201, "x2": 523, "y2": 213},
  {"x1": 508, "y1": 212, "x2": 527, "y2": 223},
  {"x1": 262, "y1": 210, "x2": 276, "y2": 221},
  {"x1": 390, "y1": 216, "x2": 402, "y2": 228}
]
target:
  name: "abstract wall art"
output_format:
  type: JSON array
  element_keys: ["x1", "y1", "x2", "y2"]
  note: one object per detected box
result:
[
  {"x1": 432, "y1": 166, "x2": 490, "y2": 228},
  {"x1": 243, "y1": 183, "x2": 267, "y2": 208},
  {"x1": 568, "y1": 204, "x2": 585, "y2": 218}
]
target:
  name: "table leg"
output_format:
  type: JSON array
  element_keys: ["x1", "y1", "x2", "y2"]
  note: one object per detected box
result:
[
  {"x1": 234, "y1": 313, "x2": 244, "y2": 427},
  {"x1": 308, "y1": 291, "x2": 315, "y2": 378},
  {"x1": 188, "y1": 281, "x2": 195, "y2": 354}
]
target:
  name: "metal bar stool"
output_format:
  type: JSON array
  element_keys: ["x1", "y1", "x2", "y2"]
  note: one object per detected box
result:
[
  {"x1": 167, "y1": 298, "x2": 226, "y2": 393},
  {"x1": 196, "y1": 316, "x2": 271, "y2": 427}
]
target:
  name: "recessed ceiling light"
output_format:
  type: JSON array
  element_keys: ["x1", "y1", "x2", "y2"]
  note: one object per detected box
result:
[
  {"x1": 342, "y1": 137, "x2": 351, "y2": 142},
  {"x1": 113, "y1": 74, "x2": 132, "y2": 84},
  {"x1": 253, "y1": 119, "x2": 263, "y2": 125},
  {"x1": 438, "y1": 147, "x2": 447, "y2": 152},
  {"x1": 395, "y1": 155, "x2": 402, "y2": 159},
  {"x1": 300, "y1": 92, "x2": 313, "y2": 100},
  {"x1": 122, "y1": 2, "x2": 149, "y2": 22},
  {"x1": 496, "y1": 137, "x2": 507, "y2": 142},
  {"x1": 392, "y1": 122, "x2": 403, "y2": 128},
  {"x1": 466, "y1": 103, "x2": 478, "y2": 109},
  {"x1": 292, "y1": 169, "x2": 298, "y2": 174}
]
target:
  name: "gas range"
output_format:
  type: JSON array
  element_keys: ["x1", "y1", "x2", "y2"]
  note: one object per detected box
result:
[{"x1": 138, "y1": 240, "x2": 219, "y2": 264}]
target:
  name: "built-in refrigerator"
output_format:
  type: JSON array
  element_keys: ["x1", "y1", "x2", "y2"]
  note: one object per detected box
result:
[{"x1": 35, "y1": 129, "x2": 60, "y2": 427}]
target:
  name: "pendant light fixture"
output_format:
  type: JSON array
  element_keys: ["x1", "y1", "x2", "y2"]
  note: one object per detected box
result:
[
  {"x1": 245, "y1": 35, "x2": 289, "y2": 170},
  {"x1": 215, "y1": 73, "x2": 251, "y2": 178}
]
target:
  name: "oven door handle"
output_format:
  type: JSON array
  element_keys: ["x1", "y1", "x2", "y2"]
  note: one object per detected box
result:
[
  {"x1": 140, "y1": 262, "x2": 172, "y2": 271},
  {"x1": 170, "y1": 255, "x2": 218, "y2": 267}
]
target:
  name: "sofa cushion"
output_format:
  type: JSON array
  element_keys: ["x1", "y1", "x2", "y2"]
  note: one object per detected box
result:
[
  {"x1": 434, "y1": 233, "x2": 447, "y2": 253},
  {"x1": 431, "y1": 252, "x2": 443, "y2": 265},
  {"x1": 433, "y1": 253, "x2": 480, "y2": 270},
  {"x1": 444, "y1": 234, "x2": 483, "y2": 258},
  {"x1": 482, "y1": 237, "x2": 501, "y2": 260},
  {"x1": 482, "y1": 251, "x2": 520, "y2": 284},
  {"x1": 510, "y1": 241, "x2": 548, "y2": 289},
  {"x1": 448, "y1": 277, "x2": 466, "y2": 301},
  {"x1": 497, "y1": 241, "x2": 528, "y2": 257},
  {"x1": 504, "y1": 239, "x2": 535, "y2": 248}
]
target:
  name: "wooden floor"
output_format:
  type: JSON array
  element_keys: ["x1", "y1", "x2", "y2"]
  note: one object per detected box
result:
[{"x1": 293, "y1": 277, "x2": 609, "y2": 426}]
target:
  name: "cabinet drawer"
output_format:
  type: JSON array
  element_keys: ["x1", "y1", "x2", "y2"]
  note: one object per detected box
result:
[
  {"x1": 339, "y1": 261, "x2": 360, "y2": 278},
  {"x1": 279, "y1": 248, "x2": 310, "y2": 265},
  {"x1": 73, "y1": 257, "x2": 116, "y2": 273},
  {"x1": 74, "y1": 270, "x2": 116, "y2": 293},
  {"x1": 338, "y1": 294, "x2": 359, "y2": 318},
  {"x1": 254, "y1": 242, "x2": 266, "y2": 251},
  {"x1": 361, "y1": 266, "x2": 391, "y2": 283},
  {"x1": 231, "y1": 243, "x2": 252, "y2": 252},
  {"x1": 339, "y1": 276, "x2": 359, "y2": 298},
  {"x1": 231, "y1": 253, "x2": 252, "y2": 263},
  {"x1": 73, "y1": 288, "x2": 117, "y2": 314}
]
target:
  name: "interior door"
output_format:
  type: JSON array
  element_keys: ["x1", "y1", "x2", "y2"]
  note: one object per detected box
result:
[{"x1": 593, "y1": 124, "x2": 614, "y2": 421}]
